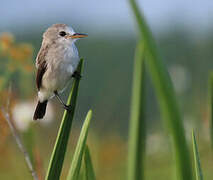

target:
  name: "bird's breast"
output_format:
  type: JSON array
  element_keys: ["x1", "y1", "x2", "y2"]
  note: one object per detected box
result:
[
  {"x1": 42, "y1": 44, "x2": 79, "y2": 91},
  {"x1": 61, "y1": 45, "x2": 79, "y2": 74}
]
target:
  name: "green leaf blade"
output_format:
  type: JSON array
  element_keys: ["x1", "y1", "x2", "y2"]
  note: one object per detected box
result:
[
  {"x1": 45, "y1": 59, "x2": 84, "y2": 180},
  {"x1": 129, "y1": 1, "x2": 192, "y2": 179},
  {"x1": 84, "y1": 145, "x2": 96, "y2": 180},
  {"x1": 67, "y1": 110, "x2": 93, "y2": 180},
  {"x1": 192, "y1": 130, "x2": 203, "y2": 180},
  {"x1": 128, "y1": 42, "x2": 146, "y2": 180}
]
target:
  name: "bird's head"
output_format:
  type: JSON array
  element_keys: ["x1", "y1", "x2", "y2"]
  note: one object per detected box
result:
[{"x1": 43, "y1": 24, "x2": 87, "y2": 45}]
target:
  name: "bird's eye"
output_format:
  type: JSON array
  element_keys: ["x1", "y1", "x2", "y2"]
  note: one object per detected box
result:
[{"x1": 59, "y1": 31, "x2": 66, "y2": 37}]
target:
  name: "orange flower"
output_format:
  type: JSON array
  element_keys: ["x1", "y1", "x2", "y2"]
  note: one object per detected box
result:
[
  {"x1": 9, "y1": 46, "x2": 25, "y2": 62},
  {"x1": 9, "y1": 44, "x2": 33, "y2": 63},
  {"x1": 19, "y1": 43, "x2": 33, "y2": 60},
  {"x1": 0, "y1": 33, "x2": 14, "y2": 53}
]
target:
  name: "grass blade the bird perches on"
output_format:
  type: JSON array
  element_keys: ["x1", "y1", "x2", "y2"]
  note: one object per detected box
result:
[
  {"x1": 208, "y1": 72, "x2": 213, "y2": 148},
  {"x1": 84, "y1": 145, "x2": 96, "y2": 180},
  {"x1": 67, "y1": 110, "x2": 92, "y2": 180},
  {"x1": 128, "y1": 42, "x2": 146, "y2": 180},
  {"x1": 129, "y1": 0, "x2": 192, "y2": 179},
  {"x1": 1, "y1": 109, "x2": 38, "y2": 180},
  {"x1": 192, "y1": 130, "x2": 203, "y2": 180},
  {"x1": 45, "y1": 58, "x2": 84, "y2": 180}
]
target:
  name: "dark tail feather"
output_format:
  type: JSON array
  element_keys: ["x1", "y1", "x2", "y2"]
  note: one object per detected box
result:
[{"x1": 33, "y1": 100, "x2": 48, "y2": 120}]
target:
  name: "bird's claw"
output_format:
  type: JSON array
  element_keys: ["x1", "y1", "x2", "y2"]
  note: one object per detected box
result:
[
  {"x1": 63, "y1": 104, "x2": 72, "y2": 112},
  {"x1": 72, "y1": 71, "x2": 82, "y2": 80}
]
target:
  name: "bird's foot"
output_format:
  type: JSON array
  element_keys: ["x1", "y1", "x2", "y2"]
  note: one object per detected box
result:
[
  {"x1": 63, "y1": 104, "x2": 72, "y2": 112},
  {"x1": 72, "y1": 71, "x2": 82, "y2": 80}
]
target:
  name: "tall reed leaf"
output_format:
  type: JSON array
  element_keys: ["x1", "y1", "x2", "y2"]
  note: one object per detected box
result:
[
  {"x1": 129, "y1": 0, "x2": 192, "y2": 179},
  {"x1": 84, "y1": 145, "x2": 96, "y2": 180},
  {"x1": 192, "y1": 130, "x2": 203, "y2": 180},
  {"x1": 208, "y1": 72, "x2": 213, "y2": 148},
  {"x1": 45, "y1": 59, "x2": 84, "y2": 180},
  {"x1": 128, "y1": 42, "x2": 146, "y2": 180},
  {"x1": 67, "y1": 110, "x2": 92, "y2": 180}
]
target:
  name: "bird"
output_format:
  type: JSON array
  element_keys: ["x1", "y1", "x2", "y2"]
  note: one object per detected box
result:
[{"x1": 33, "y1": 23, "x2": 87, "y2": 120}]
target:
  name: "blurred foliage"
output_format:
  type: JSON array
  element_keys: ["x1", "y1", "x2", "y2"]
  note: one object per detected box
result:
[
  {"x1": 0, "y1": 32, "x2": 35, "y2": 162},
  {"x1": 0, "y1": 32, "x2": 34, "y2": 103},
  {"x1": 0, "y1": 32, "x2": 38, "y2": 180}
]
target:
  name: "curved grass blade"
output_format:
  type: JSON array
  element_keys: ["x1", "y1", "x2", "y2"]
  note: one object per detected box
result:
[
  {"x1": 129, "y1": 0, "x2": 192, "y2": 179},
  {"x1": 45, "y1": 59, "x2": 84, "y2": 180},
  {"x1": 192, "y1": 130, "x2": 203, "y2": 180},
  {"x1": 84, "y1": 145, "x2": 96, "y2": 180},
  {"x1": 67, "y1": 110, "x2": 92, "y2": 180},
  {"x1": 128, "y1": 42, "x2": 146, "y2": 180}
]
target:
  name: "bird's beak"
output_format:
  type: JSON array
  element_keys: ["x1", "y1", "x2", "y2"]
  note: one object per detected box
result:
[{"x1": 66, "y1": 33, "x2": 88, "y2": 39}]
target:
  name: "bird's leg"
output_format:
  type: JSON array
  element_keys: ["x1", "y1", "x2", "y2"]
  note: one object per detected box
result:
[
  {"x1": 72, "y1": 71, "x2": 82, "y2": 80},
  {"x1": 54, "y1": 91, "x2": 72, "y2": 111}
]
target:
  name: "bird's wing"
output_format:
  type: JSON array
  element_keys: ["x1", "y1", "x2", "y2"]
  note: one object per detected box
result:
[
  {"x1": 36, "y1": 61, "x2": 47, "y2": 90},
  {"x1": 36, "y1": 44, "x2": 49, "y2": 68},
  {"x1": 35, "y1": 44, "x2": 49, "y2": 90}
]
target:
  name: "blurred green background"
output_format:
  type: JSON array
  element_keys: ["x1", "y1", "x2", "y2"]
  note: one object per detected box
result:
[{"x1": 0, "y1": 0, "x2": 213, "y2": 179}]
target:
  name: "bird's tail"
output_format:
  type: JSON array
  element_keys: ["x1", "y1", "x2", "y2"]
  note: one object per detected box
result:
[{"x1": 33, "y1": 100, "x2": 48, "y2": 120}]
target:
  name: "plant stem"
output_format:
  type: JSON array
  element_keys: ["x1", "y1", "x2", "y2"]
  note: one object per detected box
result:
[{"x1": 1, "y1": 109, "x2": 38, "y2": 180}]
